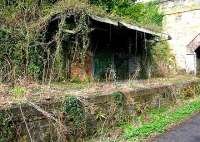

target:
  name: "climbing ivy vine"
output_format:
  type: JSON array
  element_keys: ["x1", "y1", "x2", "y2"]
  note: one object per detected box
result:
[{"x1": 63, "y1": 96, "x2": 86, "y2": 128}]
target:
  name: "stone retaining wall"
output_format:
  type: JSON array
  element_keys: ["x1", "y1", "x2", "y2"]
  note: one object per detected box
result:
[{"x1": 1, "y1": 80, "x2": 200, "y2": 142}]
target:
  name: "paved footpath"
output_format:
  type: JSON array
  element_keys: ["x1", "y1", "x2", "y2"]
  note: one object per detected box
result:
[{"x1": 154, "y1": 113, "x2": 200, "y2": 142}]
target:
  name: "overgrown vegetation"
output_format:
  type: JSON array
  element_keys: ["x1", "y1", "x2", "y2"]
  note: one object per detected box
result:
[
  {"x1": 150, "y1": 41, "x2": 176, "y2": 77},
  {"x1": 0, "y1": 0, "x2": 168, "y2": 84},
  {"x1": 88, "y1": 84, "x2": 200, "y2": 142},
  {"x1": 1, "y1": 79, "x2": 200, "y2": 141},
  {"x1": 0, "y1": 112, "x2": 15, "y2": 142}
]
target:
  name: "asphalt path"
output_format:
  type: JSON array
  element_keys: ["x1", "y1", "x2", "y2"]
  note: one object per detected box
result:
[{"x1": 154, "y1": 113, "x2": 200, "y2": 142}]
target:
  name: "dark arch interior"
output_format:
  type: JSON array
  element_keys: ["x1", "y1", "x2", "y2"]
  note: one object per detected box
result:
[
  {"x1": 195, "y1": 46, "x2": 200, "y2": 76},
  {"x1": 195, "y1": 46, "x2": 200, "y2": 59}
]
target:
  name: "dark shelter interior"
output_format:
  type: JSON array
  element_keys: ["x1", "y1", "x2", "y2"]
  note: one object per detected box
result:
[{"x1": 89, "y1": 16, "x2": 155, "y2": 80}]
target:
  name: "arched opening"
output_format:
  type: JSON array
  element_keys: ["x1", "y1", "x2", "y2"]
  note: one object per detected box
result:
[{"x1": 195, "y1": 46, "x2": 200, "y2": 75}]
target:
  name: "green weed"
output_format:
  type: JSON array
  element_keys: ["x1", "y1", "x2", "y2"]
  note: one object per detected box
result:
[{"x1": 10, "y1": 86, "x2": 27, "y2": 99}]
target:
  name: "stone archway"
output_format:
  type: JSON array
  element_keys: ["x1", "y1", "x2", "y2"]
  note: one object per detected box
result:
[{"x1": 187, "y1": 34, "x2": 200, "y2": 75}]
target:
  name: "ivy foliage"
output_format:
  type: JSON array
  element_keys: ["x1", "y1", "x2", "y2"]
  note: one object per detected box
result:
[{"x1": 63, "y1": 96, "x2": 85, "y2": 128}]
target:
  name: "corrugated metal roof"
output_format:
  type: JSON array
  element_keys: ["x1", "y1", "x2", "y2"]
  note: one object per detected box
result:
[{"x1": 89, "y1": 15, "x2": 171, "y2": 40}]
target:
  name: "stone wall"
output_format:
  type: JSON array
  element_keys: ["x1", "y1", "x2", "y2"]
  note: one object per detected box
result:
[
  {"x1": 0, "y1": 80, "x2": 200, "y2": 142},
  {"x1": 160, "y1": 0, "x2": 200, "y2": 73}
]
